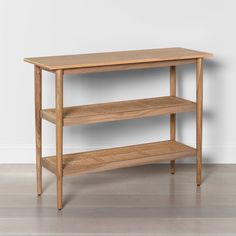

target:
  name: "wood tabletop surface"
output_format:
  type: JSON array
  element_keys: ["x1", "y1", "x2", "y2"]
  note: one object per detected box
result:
[{"x1": 24, "y1": 47, "x2": 212, "y2": 70}]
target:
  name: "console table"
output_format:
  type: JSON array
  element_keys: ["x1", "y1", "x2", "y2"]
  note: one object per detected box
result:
[{"x1": 24, "y1": 47, "x2": 212, "y2": 210}]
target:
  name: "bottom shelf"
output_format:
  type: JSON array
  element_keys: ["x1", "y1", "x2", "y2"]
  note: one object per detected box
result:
[{"x1": 42, "y1": 140, "x2": 196, "y2": 176}]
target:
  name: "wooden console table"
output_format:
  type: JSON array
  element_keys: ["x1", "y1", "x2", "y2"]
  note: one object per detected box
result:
[{"x1": 24, "y1": 47, "x2": 212, "y2": 210}]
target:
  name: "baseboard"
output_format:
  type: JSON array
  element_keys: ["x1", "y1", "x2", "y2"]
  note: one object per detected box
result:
[{"x1": 0, "y1": 144, "x2": 235, "y2": 164}]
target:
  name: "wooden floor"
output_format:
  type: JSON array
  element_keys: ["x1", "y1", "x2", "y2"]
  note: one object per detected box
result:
[{"x1": 0, "y1": 164, "x2": 236, "y2": 235}]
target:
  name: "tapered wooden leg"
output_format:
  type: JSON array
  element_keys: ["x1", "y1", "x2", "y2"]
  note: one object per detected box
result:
[
  {"x1": 35, "y1": 66, "x2": 42, "y2": 196},
  {"x1": 170, "y1": 66, "x2": 176, "y2": 174},
  {"x1": 55, "y1": 70, "x2": 64, "y2": 210},
  {"x1": 196, "y1": 58, "x2": 203, "y2": 186}
]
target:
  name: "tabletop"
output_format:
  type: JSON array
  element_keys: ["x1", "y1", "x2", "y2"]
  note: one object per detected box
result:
[{"x1": 24, "y1": 47, "x2": 212, "y2": 70}]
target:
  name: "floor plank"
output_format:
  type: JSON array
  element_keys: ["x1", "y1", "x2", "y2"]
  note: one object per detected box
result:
[{"x1": 0, "y1": 164, "x2": 236, "y2": 235}]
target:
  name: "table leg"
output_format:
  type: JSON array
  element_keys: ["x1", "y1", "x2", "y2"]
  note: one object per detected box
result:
[
  {"x1": 196, "y1": 58, "x2": 203, "y2": 186},
  {"x1": 170, "y1": 66, "x2": 176, "y2": 174},
  {"x1": 55, "y1": 70, "x2": 64, "y2": 209},
  {"x1": 35, "y1": 66, "x2": 42, "y2": 196}
]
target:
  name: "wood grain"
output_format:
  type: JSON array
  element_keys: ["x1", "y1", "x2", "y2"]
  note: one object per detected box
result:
[
  {"x1": 42, "y1": 140, "x2": 196, "y2": 176},
  {"x1": 41, "y1": 96, "x2": 196, "y2": 126},
  {"x1": 24, "y1": 48, "x2": 212, "y2": 70},
  {"x1": 170, "y1": 66, "x2": 176, "y2": 174},
  {"x1": 55, "y1": 70, "x2": 63, "y2": 210},
  {"x1": 25, "y1": 47, "x2": 212, "y2": 210},
  {"x1": 34, "y1": 66, "x2": 42, "y2": 196},
  {"x1": 196, "y1": 58, "x2": 203, "y2": 186},
  {"x1": 64, "y1": 59, "x2": 196, "y2": 75}
]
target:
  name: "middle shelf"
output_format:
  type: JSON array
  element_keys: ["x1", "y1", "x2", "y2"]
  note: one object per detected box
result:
[{"x1": 41, "y1": 96, "x2": 196, "y2": 126}]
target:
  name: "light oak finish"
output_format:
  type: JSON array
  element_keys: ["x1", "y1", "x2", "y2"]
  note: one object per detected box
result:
[
  {"x1": 24, "y1": 47, "x2": 212, "y2": 209},
  {"x1": 170, "y1": 66, "x2": 176, "y2": 175},
  {"x1": 42, "y1": 140, "x2": 196, "y2": 176},
  {"x1": 196, "y1": 58, "x2": 203, "y2": 186},
  {"x1": 34, "y1": 59, "x2": 197, "y2": 75},
  {"x1": 63, "y1": 59, "x2": 196, "y2": 75},
  {"x1": 34, "y1": 66, "x2": 42, "y2": 196},
  {"x1": 41, "y1": 96, "x2": 196, "y2": 126},
  {"x1": 55, "y1": 70, "x2": 63, "y2": 210},
  {"x1": 24, "y1": 47, "x2": 212, "y2": 70}
]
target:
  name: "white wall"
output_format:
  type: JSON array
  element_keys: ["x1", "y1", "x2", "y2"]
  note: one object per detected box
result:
[{"x1": 0, "y1": 0, "x2": 234, "y2": 163}]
